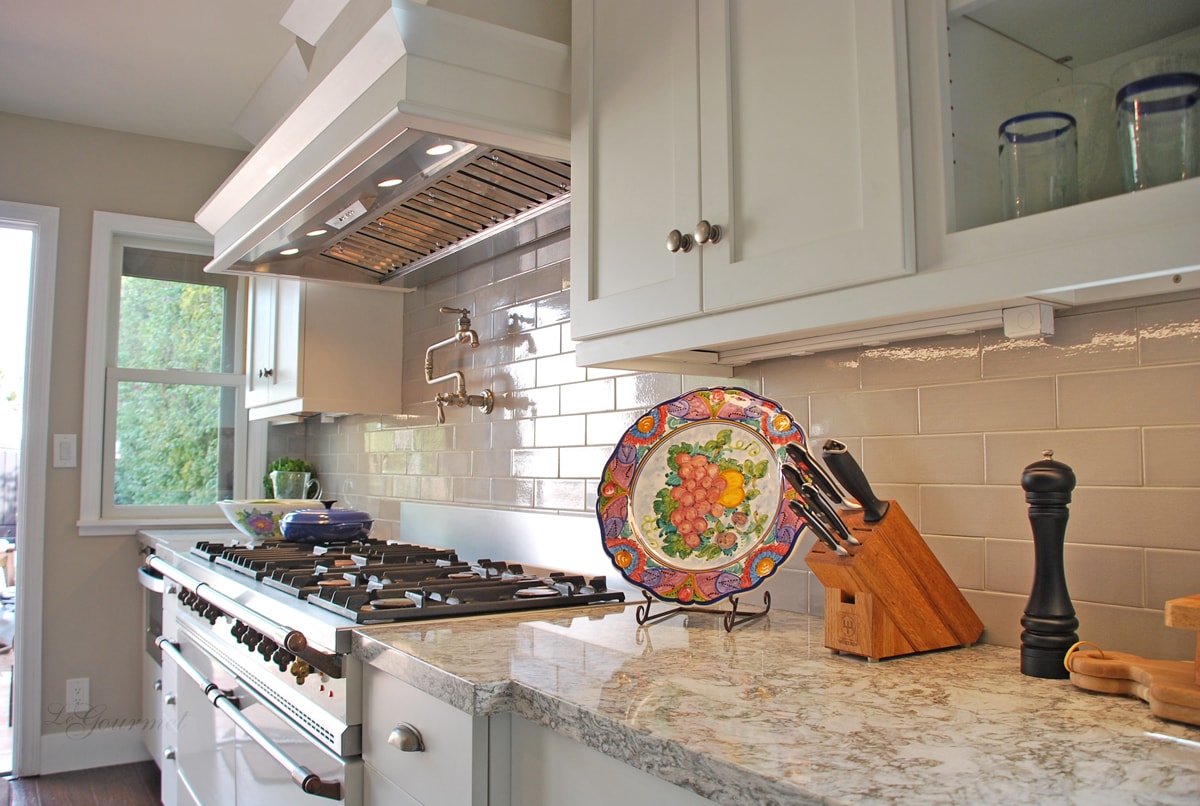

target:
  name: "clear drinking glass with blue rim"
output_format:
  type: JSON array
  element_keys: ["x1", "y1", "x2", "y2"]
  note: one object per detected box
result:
[
  {"x1": 1115, "y1": 72, "x2": 1200, "y2": 192},
  {"x1": 998, "y1": 111, "x2": 1079, "y2": 220}
]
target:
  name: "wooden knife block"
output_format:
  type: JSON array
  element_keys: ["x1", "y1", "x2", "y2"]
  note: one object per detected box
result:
[{"x1": 804, "y1": 501, "x2": 983, "y2": 661}]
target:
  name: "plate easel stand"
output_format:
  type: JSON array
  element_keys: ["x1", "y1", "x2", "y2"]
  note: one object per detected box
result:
[
  {"x1": 636, "y1": 591, "x2": 771, "y2": 632},
  {"x1": 804, "y1": 501, "x2": 983, "y2": 661}
]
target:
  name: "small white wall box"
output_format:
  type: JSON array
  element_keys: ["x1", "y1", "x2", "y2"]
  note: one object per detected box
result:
[{"x1": 1003, "y1": 304, "x2": 1055, "y2": 338}]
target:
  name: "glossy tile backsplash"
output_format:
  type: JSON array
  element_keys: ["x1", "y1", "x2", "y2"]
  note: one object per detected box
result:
[{"x1": 300, "y1": 234, "x2": 1200, "y2": 660}]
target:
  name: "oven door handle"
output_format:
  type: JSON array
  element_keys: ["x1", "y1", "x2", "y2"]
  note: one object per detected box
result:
[
  {"x1": 147, "y1": 554, "x2": 311, "y2": 654},
  {"x1": 157, "y1": 637, "x2": 343, "y2": 801}
]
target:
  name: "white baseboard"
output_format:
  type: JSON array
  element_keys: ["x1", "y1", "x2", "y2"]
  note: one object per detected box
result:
[{"x1": 40, "y1": 726, "x2": 152, "y2": 775}]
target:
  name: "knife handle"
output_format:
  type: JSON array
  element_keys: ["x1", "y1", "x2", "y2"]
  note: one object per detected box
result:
[{"x1": 820, "y1": 440, "x2": 889, "y2": 523}]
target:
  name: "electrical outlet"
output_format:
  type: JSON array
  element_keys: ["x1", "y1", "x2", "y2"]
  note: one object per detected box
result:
[{"x1": 66, "y1": 677, "x2": 90, "y2": 713}]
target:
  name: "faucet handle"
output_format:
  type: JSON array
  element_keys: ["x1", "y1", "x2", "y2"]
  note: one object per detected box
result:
[{"x1": 439, "y1": 306, "x2": 471, "y2": 316}]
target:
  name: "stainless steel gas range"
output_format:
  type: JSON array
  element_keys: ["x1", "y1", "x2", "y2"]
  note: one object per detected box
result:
[{"x1": 141, "y1": 529, "x2": 624, "y2": 806}]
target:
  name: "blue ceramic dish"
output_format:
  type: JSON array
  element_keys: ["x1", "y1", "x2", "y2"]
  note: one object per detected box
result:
[{"x1": 280, "y1": 504, "x2": 373, "y2": 544}]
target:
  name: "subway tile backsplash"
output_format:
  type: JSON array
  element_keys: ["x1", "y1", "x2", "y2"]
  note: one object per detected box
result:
[{"x1": 302, "y1": 236, "x2": 1200, "y2": 661}]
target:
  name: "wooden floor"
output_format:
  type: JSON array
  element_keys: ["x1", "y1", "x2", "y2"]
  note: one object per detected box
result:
[{"x1": 2, "y1": 761, "x2": 159, "y2": 805}]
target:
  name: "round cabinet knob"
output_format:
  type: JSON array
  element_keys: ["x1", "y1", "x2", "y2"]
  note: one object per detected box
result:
[
  {"x1": 694, "y1": 220, "x2": 722, "y2": 245},
  {"x1": 163, "y1": 746, "x2": 176, "y2": 761},
  {"x1": 666, "y1": 229, "x2": 694, "y2": 254},
  {"x1": 153, "y1": 679, "x2": 162, "y2": 691},
  {"x1": 387, "y1": 723, "x2": 425, "y2": 753},
  {"x1": 164, "y1": 693, "x2": 176, "y2": 706}
]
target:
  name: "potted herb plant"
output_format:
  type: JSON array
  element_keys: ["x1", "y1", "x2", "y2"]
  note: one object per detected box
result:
[{"x1": 263, "y1": 457, "x2": 315, "y2": 498}]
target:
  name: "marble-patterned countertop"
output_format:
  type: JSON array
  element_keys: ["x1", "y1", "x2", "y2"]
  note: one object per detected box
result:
[{"x1": 354, "y1": 603, "x2": 1200, "y2": 805}]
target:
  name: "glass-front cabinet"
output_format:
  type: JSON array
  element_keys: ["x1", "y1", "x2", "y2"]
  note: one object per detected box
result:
[{"x1": 909, "y1": 0, "x2": 1200, "y2": 297}]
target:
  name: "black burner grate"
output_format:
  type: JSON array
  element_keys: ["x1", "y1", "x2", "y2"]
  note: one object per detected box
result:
[{"x1": 190, "y1": 538, "x2": 625, "y2": 623}]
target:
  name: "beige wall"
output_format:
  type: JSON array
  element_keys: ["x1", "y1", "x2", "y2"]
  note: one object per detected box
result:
[
  {"x1": 0, "y1": 112, "x2": 246, "y2": 746},
  {"x1": 305, "y1": 234, "x2": 1200, "y2": 661}
]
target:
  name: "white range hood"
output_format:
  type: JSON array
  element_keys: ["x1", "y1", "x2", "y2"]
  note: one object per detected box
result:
[{"x1": 196, "y1": 0, "x2": 571, "y2": 288}]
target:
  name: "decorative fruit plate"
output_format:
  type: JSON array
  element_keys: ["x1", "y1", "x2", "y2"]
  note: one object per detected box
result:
[{"x1": 596, "y1": 387, "x2": 807, "y2": 605}]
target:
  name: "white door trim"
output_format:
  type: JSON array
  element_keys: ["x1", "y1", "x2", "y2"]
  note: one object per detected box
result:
[{"x1": 1, "y1": 199, "x2": 59, "y2": 777}]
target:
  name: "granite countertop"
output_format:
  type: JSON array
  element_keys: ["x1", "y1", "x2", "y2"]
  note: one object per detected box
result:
[{"x1": 353, "y1": 603, "x2": 1200, "y2": 805}]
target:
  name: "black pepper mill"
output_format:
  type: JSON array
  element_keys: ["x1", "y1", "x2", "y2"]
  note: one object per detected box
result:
[{"x1": 1020, "y1": 450, "x2": 1079, "y2": 678}]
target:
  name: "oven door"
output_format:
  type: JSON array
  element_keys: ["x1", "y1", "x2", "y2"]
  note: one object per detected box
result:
[{"x1": 160, "y1": 621, "x2": 362, "y2": 806}]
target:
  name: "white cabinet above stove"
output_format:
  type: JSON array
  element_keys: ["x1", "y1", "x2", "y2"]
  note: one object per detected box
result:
[{"x1": 245, "y1": 276, "x2": 406, "y2": 422}]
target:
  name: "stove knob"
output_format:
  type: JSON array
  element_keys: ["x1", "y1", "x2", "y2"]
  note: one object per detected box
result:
[
  {"x1": 272, "y1": 648, "x2": 293, "y2": 672},
  {"x1": 231, "y1": 621, "x2": 247, "y2": 640},
  {"x1": 290, "y1": 659, "x2": 311, "y2": 685},
  {"x1": 244, "y1": 631, "x2": 262, "y2": 652},
  {"x1": 257, "y1": 638, "x2": 277, "y2": 660},
  {"x1": 203, "y1": 605, "x2": 222, "y2": 624}
]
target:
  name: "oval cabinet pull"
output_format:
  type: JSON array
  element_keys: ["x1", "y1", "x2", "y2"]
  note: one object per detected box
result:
[
  {"x1": 694, "y1": 220, "x2": 722, "y2": 245},
  {"x1": 666, "y1": 229, "x2": 694, "y2": 254},
  {"x1": 387, "y1": 723, "x2": 425, "y2": 752}
]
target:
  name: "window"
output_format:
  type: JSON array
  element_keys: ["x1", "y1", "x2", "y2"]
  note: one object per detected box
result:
[{"x1": 81, "y1": 212, "x2": 255, "y2": 531}]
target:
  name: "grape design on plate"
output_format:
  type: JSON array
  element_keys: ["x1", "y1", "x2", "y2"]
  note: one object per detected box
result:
[
  {"x1": 596, "y1": 387, "x2": 807, "y2": 605},
  {"x1": 655, "y1": 430, "x2": 771, "y2": 561}
]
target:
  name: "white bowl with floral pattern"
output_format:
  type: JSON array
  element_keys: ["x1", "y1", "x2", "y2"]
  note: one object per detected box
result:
[{"x1": 217, "y1": 499, "x2": 317, "y2": 544}]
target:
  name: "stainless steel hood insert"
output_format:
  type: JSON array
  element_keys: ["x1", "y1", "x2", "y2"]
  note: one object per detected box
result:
[
  {"x1": 237, "y1": 131, "x2": 568, "y2": 286},
  {"x1": 196, "y1": 0, "x2": 571, "y2": 288}
]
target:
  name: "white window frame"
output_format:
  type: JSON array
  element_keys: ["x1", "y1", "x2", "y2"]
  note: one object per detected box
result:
[{"x1": 79, "y1": 211, "x2": 263, "y2": 535}]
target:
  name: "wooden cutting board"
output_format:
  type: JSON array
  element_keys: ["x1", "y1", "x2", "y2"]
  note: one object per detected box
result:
[{"x1": 1067, "y1": 594, "x2": 1200, "y2": 728}]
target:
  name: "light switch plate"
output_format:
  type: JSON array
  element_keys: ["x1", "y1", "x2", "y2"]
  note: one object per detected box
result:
[{"x1": 53, "y1": 434, "x2": 77, "y2": 468}]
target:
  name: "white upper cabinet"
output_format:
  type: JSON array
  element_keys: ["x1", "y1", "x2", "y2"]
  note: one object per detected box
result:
[
  {"x1": 570, "y1": 0, "x2": 914, "y2": 341},
  {"x1": 571, "y1": 0, "x2": 1200, "y2": 371},
  {"x1": 245, "y1": 277, "x2": 405, "y2": 422}
]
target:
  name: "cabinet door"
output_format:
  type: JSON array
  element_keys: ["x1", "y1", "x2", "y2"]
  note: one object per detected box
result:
[
  {"x1": 699, "y1": 0, "x2": 914, "y2": 312},
  {"x1": 268, "y1": 278, "x2": 302, "y2": 404},
  {"x1": 570, "y1": 0, "x2": 702, "y2": 339},
  {"x1": 246, "y1": 276, "x2": 302, "y2": 407},
  {"x1": 244, "y1": 277, "x2": 276, "y2": 408}
]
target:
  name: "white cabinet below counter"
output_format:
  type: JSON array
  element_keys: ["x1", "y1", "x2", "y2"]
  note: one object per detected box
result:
[
  {"x1": 245, "y1": 276, "x2": 405, "y2": 422},
  {"x1": 361, "y1": 665, "x2": 507, "y2": 806},
  {"x1": 570, "y1": 0, "x2": 1200, "y2": 372},
  {"x1": 361, "y1": 659, "x2": 726, "y2": 806}
]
